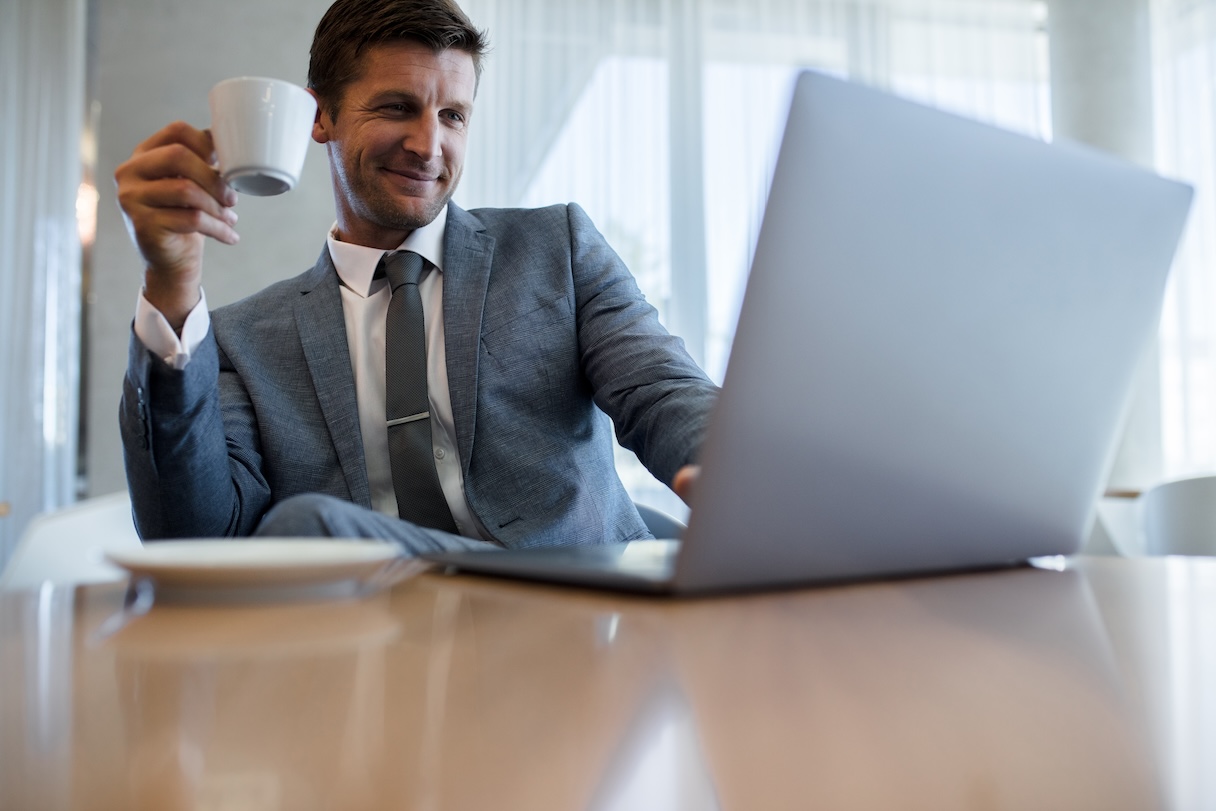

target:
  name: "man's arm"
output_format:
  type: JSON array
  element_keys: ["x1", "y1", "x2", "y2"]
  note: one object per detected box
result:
[
  {"x1": 567, "y1": 203, "x2": 720, "y2": 490},
  {"x1": 121, "y1": 327, "x2": 273, "y2": 539},
  {"x1": 115, "y1": 122, "x2": 254, "y2": 538}
]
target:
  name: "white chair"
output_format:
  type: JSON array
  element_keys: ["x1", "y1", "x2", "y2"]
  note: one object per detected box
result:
[
  {"x1": 1141, "y1": 474, "x2": 1216, "y2": 557},
  {"x1": 0, "y1": 491, "x2": 141, "y2": 591}
]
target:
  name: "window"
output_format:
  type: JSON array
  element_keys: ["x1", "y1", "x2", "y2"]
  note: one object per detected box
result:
[{"x1": 460, "y1": 0, "x2": 1050, "y2": 518}]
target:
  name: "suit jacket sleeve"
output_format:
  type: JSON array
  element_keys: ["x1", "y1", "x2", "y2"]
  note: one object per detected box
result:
[
  {"x1": 565, "y1": 203, "x2": 719, "y2": 486},
  {"x1": 120, "y1": 326, "x2": 271, "y2": 539}
]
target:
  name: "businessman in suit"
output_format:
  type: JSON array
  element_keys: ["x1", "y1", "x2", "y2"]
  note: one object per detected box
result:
[{"x1": 115, "y1": 0, "x2": 717, "y2": 554}]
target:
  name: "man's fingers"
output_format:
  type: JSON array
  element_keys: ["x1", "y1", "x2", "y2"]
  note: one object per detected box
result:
[
  {"x1": 146, "y1": 207, "x2": 240, "y2": 246},
  {"x1": 115, "y1": 135, "x2": 240, "y2": 255},
  {"x1": 119, "y1": 142, "x2": 237, "y2": 208},
  {"x1": 117, "y1": 177, "x2": 240, "y2": 252},
  {"x1": 132, "y1": 120, "x2": 217, "y2": 165},
  {"x1": 673, "y1": 465, "x2": 700, "y2": 505},
  {"x1": 136, "y1": 176, "x2": 239, "y2": 226}
]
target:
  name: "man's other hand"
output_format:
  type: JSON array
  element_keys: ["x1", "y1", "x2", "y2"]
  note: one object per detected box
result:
[{"x1": 673, "y1": 465, "x2": 700, "y2": 506}]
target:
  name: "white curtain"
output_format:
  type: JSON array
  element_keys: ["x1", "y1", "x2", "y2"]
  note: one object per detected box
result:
[
  {"x1": 1153, "y1": 0, "x2": 1216, "y2": 480},
  {"x1": 459, "y1": 0, "x2": 1048, "y2": 517},
  {"x1": 0, "y1": 0, "x2": 87, "y2": 565}
]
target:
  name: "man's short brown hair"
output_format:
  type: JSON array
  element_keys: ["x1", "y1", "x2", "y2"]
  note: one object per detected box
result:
[{"x1": 308, "y1": 0, "x2": 490, "y2": 119}]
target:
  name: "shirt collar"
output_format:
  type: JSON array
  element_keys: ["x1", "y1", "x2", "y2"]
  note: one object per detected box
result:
[{"x1": 326, "y1": 204, "x2": 449, "y2": 298}]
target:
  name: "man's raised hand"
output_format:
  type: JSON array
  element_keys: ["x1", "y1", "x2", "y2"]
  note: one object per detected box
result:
[{"x1": 114, "y1": 121, "x2": 240, "y2": 330}]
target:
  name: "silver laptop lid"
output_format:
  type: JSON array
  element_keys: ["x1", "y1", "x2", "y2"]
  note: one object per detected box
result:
[{"x1": 674, "y1": 71, "x2": 1192, "y2": 592}]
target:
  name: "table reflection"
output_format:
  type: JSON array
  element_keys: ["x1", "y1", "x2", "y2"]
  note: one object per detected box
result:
[
  {"x1": 666, "y1": 566, "x2": 1160, "y2": 810},
  {"x1": 0, "y1": 582, "x2": 77, "y2": 811},
  {"x1": 1080, "y1": 557, "x2": 1216, "y2": 811},
  {"x1": 108, "y1": 593, "x2": 400, "y2": 810},
  {"x1": 0, "y1": 561, "x2": 1203, "y2": 810}
]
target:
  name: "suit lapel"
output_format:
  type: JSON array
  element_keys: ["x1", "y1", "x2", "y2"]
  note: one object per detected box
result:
[
  {"x1": 294, "y1": 249, "x2": 373, "y2": 508},
  {"x1": 442, "y1": 204, "x2": 496, "y2": 477}
]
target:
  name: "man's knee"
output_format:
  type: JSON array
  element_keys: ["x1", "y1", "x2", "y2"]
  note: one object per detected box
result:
[{"x1": 255, "y1": 493, "x2": 348, "y2": 537}]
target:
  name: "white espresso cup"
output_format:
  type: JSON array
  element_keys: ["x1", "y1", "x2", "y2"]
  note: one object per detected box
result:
[{"x1": 208, "y1": 76, "x2": 317, "y2": 196}]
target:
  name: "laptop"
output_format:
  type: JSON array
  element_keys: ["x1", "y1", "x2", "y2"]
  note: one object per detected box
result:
[{"x1": 425, "y1": 70, "x2": 1193, "y2": 595}]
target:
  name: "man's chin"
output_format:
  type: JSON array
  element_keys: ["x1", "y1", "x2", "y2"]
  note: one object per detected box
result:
[{"x1": 364, "y1": 196, "x2": 449, "y2": 232}]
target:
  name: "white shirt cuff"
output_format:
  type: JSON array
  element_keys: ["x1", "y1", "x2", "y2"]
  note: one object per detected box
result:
[{"x1": 134, "y1": 288, "x2": 210, "y2": 370}]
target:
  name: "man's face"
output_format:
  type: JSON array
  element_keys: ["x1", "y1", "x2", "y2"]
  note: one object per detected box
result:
[{"x1": 311, "y1": 40, "x2": 476, "y2": 249}]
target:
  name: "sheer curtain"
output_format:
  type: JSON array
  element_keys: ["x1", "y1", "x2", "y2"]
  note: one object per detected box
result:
[
  {"x1": 1153, "y1": 0, "x2": 1216, "y2": 480},
  {"x1": 0, "y1": 0, "x2": 87, "y2": 565},
  {"x1": 458, "y1": 0, "x2": 1048, "y2": 518}
]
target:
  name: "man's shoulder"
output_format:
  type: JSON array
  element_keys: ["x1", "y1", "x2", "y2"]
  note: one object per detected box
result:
[
  {"x1": 212, "y1": 255, "x2": 329, "y2": 320},
  {"x1": 210, "y1": 258, "x2": 330, "y2": 338},
  {"x1": 458, "y1": 201, "x2": 591, "y2": 236}
]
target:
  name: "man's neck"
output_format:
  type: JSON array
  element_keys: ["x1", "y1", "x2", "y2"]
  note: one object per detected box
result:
[{"x1": 331, "y1": 225, "x2": 414, "y2": 250}]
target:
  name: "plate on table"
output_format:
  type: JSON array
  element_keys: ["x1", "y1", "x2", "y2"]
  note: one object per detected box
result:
[{"x1": 105, "y1": 539, "x2": 408, "y2": 602}]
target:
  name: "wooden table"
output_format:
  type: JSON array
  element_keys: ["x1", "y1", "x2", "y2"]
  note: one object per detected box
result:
[{"x1": 2, "y1": 556, "x2": 1214, "y2": 810}]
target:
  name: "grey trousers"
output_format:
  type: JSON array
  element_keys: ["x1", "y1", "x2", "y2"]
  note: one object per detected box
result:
[{"x1": 253, "y1": 493, "x2": 497, "y2": 556}]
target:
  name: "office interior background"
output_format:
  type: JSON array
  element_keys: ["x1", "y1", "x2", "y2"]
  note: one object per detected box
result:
[{"x1": 1, "y1": 0, "x2": 1213, "y2": 565}]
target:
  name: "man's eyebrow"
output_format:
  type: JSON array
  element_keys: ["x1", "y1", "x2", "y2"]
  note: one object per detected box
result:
[
  {"x1": 366, "y1": 89, "x2": 472, "y2": 113},
  {"x1": 367, "y1": 89, "x2": 422, "y2": 105}
]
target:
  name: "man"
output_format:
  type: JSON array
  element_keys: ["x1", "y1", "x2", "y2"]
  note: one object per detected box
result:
[{"x1": 116, "y1": 0, "x2": 716, "y2": 554}]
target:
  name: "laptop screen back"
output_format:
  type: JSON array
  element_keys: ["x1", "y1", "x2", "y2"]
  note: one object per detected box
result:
[{"x1": 673, "y1": 71, "x2": 1193, "y2": 592}]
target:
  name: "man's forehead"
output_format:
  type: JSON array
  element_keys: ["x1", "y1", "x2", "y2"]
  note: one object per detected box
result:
[{"x1": 356, "y1": 41, "x2": 476, "y2": 88}]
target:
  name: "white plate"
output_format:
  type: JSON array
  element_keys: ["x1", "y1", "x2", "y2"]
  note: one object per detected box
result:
[{"x1": 105, "y1": 539, "x2": 401, "y2": 592}]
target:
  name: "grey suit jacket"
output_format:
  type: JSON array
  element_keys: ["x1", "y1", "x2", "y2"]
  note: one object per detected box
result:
[{"x1": 121, "y1": 202, "x2": 718, "y2": 548}]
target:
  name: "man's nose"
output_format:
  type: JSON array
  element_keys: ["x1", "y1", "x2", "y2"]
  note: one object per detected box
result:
[{"x1": 405, "y1": 115, "x2": 442, "y2": 161}]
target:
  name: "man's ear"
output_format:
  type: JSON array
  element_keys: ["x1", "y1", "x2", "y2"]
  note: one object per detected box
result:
[{"x1": 309, "y1": 89, "x2": 330, "y2": 144}]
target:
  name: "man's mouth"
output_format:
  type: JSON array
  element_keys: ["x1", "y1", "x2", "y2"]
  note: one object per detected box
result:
[{"x1": 385, "y1": 166, "x2": 442, "y2": 183}]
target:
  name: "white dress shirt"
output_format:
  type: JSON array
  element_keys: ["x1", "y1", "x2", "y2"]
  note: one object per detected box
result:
[{"x1": 133, "y1": 204, "x2": 486, "y2": 538}]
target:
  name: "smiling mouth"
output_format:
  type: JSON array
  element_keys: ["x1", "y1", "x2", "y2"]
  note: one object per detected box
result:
[{"x1": 385, "y1": 167, "x2": 442, "y2": 183}]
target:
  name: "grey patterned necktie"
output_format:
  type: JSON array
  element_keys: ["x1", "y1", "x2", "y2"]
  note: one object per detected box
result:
[{"x1": 382, "y1": 251, "x2": 459, "y2": 533}]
